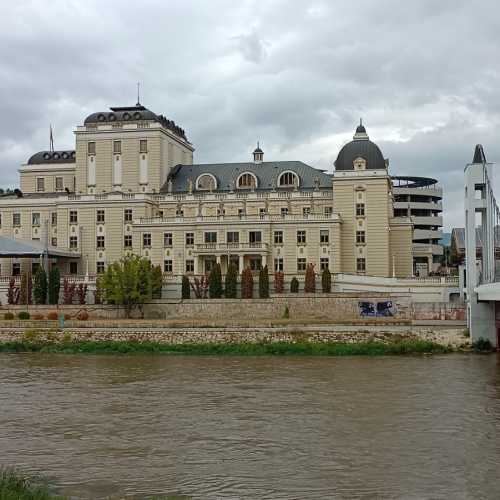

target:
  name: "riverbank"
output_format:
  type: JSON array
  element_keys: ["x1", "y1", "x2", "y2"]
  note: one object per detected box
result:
[
  {"x1": 0, "y1": 339, "x2": 452, "y2": 355},
  {"x1": 0, "y1": 469, "x2": 63, "y2": 500}
]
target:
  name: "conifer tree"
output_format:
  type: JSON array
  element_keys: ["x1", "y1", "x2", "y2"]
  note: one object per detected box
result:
[
  {"x1": 225, "y1": 263, "x2": 238, "y2": 298},
  {"x1": 259, "y1": 265, "x2": 269, "y2": 298},
  {"x1": 209, "y1": 263, "x2": 223, "y2": 298}
]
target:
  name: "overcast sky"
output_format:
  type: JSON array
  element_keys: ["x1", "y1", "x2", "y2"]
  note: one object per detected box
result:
[{"x1": 2, "y1": 0, "x2": 500, "y2": 230}]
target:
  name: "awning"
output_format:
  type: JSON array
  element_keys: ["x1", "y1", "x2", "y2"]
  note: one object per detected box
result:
[{"x1": 0, "y1": 235, "x2": 80, "y2": 258}]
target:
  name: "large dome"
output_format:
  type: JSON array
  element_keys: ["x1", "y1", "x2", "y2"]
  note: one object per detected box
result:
[{"x1": 335, "y1": 124, "x2": 386, "y2": 171}]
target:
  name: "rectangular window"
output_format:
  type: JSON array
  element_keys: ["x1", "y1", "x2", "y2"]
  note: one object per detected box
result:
[
  {"x1": 51, "y1": 237, "x2": 57, "y2": 247},
  {"x1": 227, "y1": 231, "x2": 239, "y2": 244},
  {"x1": 113, "y1": 140, "x2": 121, "y2": 154},
  {"x1": 96, "y1": 262, "x2": 105, "y2": 274},
  {"x1": 297, "y1": 258, "x2": 307, "y2": 272},
  {"x1": 357, "y1": 258, "x2": 366, "y2": 273},
  {"x1": 274, "y1": 257, "x2": 284, "y2": 272},
  {"x1": 238, "y1": 208, "x2": 245, "y2": 217},
  {"x1": 176, "y1": 208, "x2": 184, "y2": 217},
  {"x1": 274, "y1": 231, "x2": 283, "y2": 245},
  {"x1": 96, "y1": 210, "x2": 105, "y2": 223},
  {"x1": 96, "y1": 235, "x2": 105, "y2": 249},
  {"x1": 297, "y1": 230, "x2": 306, "y2": 244},
  {"x1": 143, "y1": 233, "x2": 151, "y2": 248},
  {"x1": 320, "y1": 230, "x2": 329, "y2": 244},
  {"x1": 249, "y1": 231, "x2": 262, "y2": 244},
  {"x1": 124, "y1": 235, "x2": 132, "y2": 248},
  {"x1": 55, "y1": 177, "x2": 64, "y2": 191},
  {"x1": 356, "y1": 231, "x2": 366, "y2": 244},
  {"x1": 185, "y1": 232, "x2": 194, "y2": 246},
  {"x1": 259, "y1": 208, "x2": 267, "y2": 217},
  {"x1": 69, "y1": 236, "x2": 78, "y2": 249},
  {"x1": 32, "y1": 212, "x2": 40, "y2": 226},
  {"x1": 12, "y1": 213, "x2": 20, "y2": 226},
  {"x1": 164, "y1": 232, "x2": 173, "y2": 247},
  {"x1": 69, "y1": 210, "x2": 78, "y2": 224},
  {"x1": 36, "y1": 177, "x2": 45, "y2": 192},
  {"x1": 281, "y1": 207, "x2": 289, "y2": 216},
  {"x1": 324, "y1": 206, "x2": 333, "y2": 216},
  {"x1": 164, "y1": 259, "x2": 173, "y2": 273},
  {"x1": 51, "y1": 212, "x2": 57, "y2": 225},
  {"x1": 0, "y1": 213, "x2": 2, "y2": 227},
  {"x1": 320, "y1": 257, "x2": 329, "y2": 271},
  {"x1": 88, "y1": 142, "x2": 96, "y2": 155},
  {"x1": 124, "y1": 209, "x2": 133, "y2": 222},
  {"x1": 12, "y1": 263, "x2": 20, "y2": 276},
  {"x1": 303, "y1": 207, "x2": 311, "y2": 216},
  {"x1": 204, "y1": 232, "x2": 217, "y2": 244},
  {"x1": 185, "y1": 259, "x2": 194, "y2": 273},
  {"x1": 69, "y1": 262, "x2": 78, "y2": 275},
  {"x1": 249, "y1": 257, "x2": 262, "y2": 271},
  {"x1": 139, "y1": 139, "x2": 148, "y2": 153},
  {"x1": 356, "y1": 203, "x2": 365, "y2": 216},
  {"x1": 32, "y1": 262, "x2": 40, "y2": 275}
]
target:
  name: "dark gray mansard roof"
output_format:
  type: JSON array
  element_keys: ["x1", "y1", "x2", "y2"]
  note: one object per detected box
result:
[
  {"x1": 27, "y1": 150, "x2": 76, "y2": 165},
  {"x1": 84, "y1": 104, "x2": 188, "y2": 141},
  {"x1": 163, "y1": 161, "x2": 332, "y2": 193}
]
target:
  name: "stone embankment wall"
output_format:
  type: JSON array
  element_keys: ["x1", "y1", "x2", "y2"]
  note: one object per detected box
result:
[
  {"x1": 0, "y1": 325, "x2": 470, "y2": 349},
  {"x1": 0, "y1": 295, "x2": 466, "y2": 323}
]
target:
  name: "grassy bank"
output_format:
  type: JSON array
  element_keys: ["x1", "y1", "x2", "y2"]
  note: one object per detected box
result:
[
  {"x1": 0, "y1": 469, "x2": 64, "y2": 500},
  {"x1": 0, "y1": 339, "x2": 451, "y2": 356}
]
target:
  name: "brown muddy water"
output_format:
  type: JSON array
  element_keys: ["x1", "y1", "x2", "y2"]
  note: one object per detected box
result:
[{"x1": 0, "y1": 353, "x2": 500, "y2": 499}]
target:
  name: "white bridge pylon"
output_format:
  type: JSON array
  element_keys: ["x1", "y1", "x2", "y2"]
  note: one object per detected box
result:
[{"x1": 465, "y1": 144, "x2": 500, "y2": 346}]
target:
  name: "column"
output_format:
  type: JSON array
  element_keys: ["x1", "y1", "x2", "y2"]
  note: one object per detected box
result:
[
  {"x1": 262, "y1": 254, "x2": 267, "y2": 268},
  {"x1": 239, "y1": 255, "x2": 244, "y2": 271},
  {"x1": 193, "y1": 256, "x2": 199, "y2": 275}
]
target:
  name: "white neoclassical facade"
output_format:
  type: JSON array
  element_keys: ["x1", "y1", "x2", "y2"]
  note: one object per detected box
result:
[{"x1": 0, "y1": 105, "x2": 414, "y2": 280}]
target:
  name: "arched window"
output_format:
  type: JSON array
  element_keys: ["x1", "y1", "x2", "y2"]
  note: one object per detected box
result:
[
  {"x1": 278, "y1": 171, "x2": 299, "y2": 187},
  {"x1": 237, "y1": 172, "x2": 258, "y2": 189},
  {"x1": 196, "y1": 173, "x2": 217, "y2": 191}
]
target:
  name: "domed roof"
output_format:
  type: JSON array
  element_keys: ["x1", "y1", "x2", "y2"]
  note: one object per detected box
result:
[
  {"x1": 27, "y1": 150, "x2": 76, "y2": 165},
  {"x1": 334, "y1": 124, "x2": 386, "y2": 171}
]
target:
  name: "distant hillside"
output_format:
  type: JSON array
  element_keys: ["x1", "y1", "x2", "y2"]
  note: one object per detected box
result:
[{"x1": 440, "y1": 232, "x2": 451, "y2": 246}]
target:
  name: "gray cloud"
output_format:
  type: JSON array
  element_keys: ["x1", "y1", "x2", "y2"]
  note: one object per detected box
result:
[{"x1": 1, "y1": 0, "x2": 500, "y2": 229}]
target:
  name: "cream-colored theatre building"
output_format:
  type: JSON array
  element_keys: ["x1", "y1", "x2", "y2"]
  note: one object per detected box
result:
[{"x1": 0, "y1": 103, "x2": 413, "y2": 281}]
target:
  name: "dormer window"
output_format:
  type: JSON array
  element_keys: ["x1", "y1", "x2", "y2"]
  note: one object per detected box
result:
[
  {"x1": 139, "y1": 140, "x2": 148, "y2": 153},
  {"x1": 113, "y1": 141, "x2": 121, "y2": 154},
  {"x1": 196, "y1": 173, "x2": 217, "y2": 191},
  {"x1": 278, "y1": 171, "x2": 299, "y2": 188},
  {"x1": 354, "y1": 157, "x2": 366, "y2": 170},
  {"x1": 237, "y1": 172, "x2": 257, "y2": 189},
  {"x1": 88, "y1": 142, "x2": 96, "y2": 155}
]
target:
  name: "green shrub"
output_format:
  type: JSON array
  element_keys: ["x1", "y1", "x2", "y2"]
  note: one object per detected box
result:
[
  {"x1": 18, "y1": 311, "x2": 30, "y2": 320},
  {"x1": 209, "y1": 263, "x2": 223, "y2": 298},
  {"x1": 3, "y1": 312, "x2": 14, "y2": 320},
  {"x1": 0, "y1": 469, "x2": 61, "y2": 500},
  {"x1": 225, "y1": 264, "x2": 238, "y2": 298},
  {"x1": 181, "y1": 275, "x2": 191, "y2": 299},
  {"x1": 23, "y1": 329, "x2": 39, "y2": 342},
  {"x1": 321, "y1": 268, "x2": 332, "y2": 293},
  {"x1": 33, "y1": 267, "x2": 48, "y2": 305},
  {"x1": 283, "y1": 305, "x2": 290, "y2": 319},
  {"x1": 472, "y1": 338, "x2": 494, "y2": 352},
  {"x1": 48, "y1": 266, "x2": 60, "y2": 305},
  {"x1": 151, "y1": 265, "x2": 163, "y2": 299},
  {"x1": 259, "y1": 265, "x2": 270, "y2": 298},
  {"x1": 290, "y1": 277, "x2": 299, "y2": 293}
]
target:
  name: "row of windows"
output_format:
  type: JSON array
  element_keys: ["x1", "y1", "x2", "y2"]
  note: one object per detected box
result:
[
  {"x1": 196, "y1": 170, "x2": 301, "y2": 191},
  {"x1": 139, "y1": 230, "x2": 331, "y2": 248},
  {"x1": 36, "y1": 176, "x2": 67, "y2": 193},
  {"x1": 88, "y1": 140, "x2": 148, "y2": 155},
  {"x1": 5, "y1": 206, "x2": 333, "y2": 228}
]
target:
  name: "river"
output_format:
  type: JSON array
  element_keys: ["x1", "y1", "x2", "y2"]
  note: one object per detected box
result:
[{"x1": 0, "y1": 353, "x2": 499, "y2": 499}]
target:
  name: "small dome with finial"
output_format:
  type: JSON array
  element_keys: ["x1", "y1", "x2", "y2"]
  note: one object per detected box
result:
[{"x1": 253, "y1": 142, "x2": 264, "y2": 163}]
